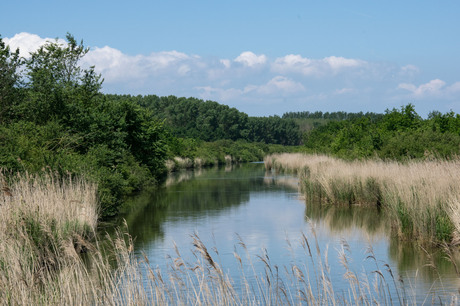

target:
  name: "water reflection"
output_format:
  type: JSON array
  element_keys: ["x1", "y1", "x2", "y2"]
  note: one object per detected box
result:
[
  {"x1": 120, "y1": 163, "x2": 289, "y2": 246},
  {"x1": 117, "y1": 163, "x2": 460, "y2": 301},
  {"x1": 304, "y1": 201, "x2": 386, "y2": 236}
]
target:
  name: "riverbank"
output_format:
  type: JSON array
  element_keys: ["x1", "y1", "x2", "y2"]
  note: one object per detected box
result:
[
  {"x1": 264, "y1": 153, "x2": 460, "y2": 246},
  {"x1": 165, "y1": 140, "x2": 296, "y2": 172}
]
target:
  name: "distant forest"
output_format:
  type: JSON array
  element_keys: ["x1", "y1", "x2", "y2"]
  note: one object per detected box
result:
[
  {"x1": 108, "y1": 95, "x2": 301, "y2": 146},
  {"x1": 282, "y1": 110, "x2": 383, "y2": 121},
  {"x1": 301, "y1": 104, "x2": 460, "y2": 160}
]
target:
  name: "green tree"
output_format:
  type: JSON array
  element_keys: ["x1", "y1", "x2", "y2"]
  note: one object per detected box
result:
[
  {"x1": 0, "y1": 35, "x2": 22, "y2": 124},
  {"x1": 18, "y1": 33, "x2": 102, "y2": 124}
]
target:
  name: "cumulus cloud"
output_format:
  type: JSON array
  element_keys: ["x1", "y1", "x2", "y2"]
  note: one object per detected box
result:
[
  {"x1": 4, "y1": 32, "x2": 66, "y2": 58},
  {"x1": 234, "y1": 51, "x2": 267, "y2": 67},
  {"x1": 447, "y1": 82, "x2": 460, "y2": 93},
  {"x1": 398, "y1": 79, "x2": 446, "y2": 97},
  {"x1": 220, "y1": 59, "x2": 231, "y2": 68},
  {"x1": 272, "y1": 54, "x2": 315, "y2": 75},
  {"x1": 272, "y1": 54, "x2": 366, "y2": 76},
  {"x1": 323, "y1": 56, "x2": 364, "y2": 70},
  {"x1": 196, "y1": 76, "x2": 305, "y2": 104},
  {"x1": 400, "y1": 64, "x2": 420, "y2": 77},
  {"x1": 82, "y1": 46, "x2": 195, "y2": 82},
  {"x1": 5, "y1": 32, "x2": 460, "y2": 116},
  {"x1": 256, "y1": 76, "x2": 306, "y2": 94}
]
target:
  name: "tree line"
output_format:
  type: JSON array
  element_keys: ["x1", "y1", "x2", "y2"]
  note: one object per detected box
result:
[
  {"x1": 302, "y1": 104, "x2": 460, "y2": 159},
  {"x1": 0, "y1": 34, "x2": 170, "y2": 217},
  {"x1": 282, "y1": 110, "x2": 383, "y2": 121},
  {"x1": 107, "y1": 94, "x2": 301, "y2": 145}
]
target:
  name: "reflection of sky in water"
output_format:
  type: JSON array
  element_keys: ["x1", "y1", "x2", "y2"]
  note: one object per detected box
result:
[{"x1": 128, "y1": 164, "x2": 460, "y2": 303}]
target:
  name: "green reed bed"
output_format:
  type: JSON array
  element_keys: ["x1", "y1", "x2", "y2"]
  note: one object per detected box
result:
[{"x1": 264, "y1": 153, "x2": 460, "y2": 245}]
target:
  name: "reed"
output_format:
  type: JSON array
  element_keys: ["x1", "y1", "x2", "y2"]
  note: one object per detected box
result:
[
  {"x1": 0, "y1": 171, "x2": 154, "y2": 304},
  {"x1": 1, "y1": 168, "x2": 457, "y2": 304},
  {"x1": 0, "y1": 171, "x2": 104, "y2": 304},
  {"x1": 264, "y1": 153, "x2": 460, "y2": 245}
]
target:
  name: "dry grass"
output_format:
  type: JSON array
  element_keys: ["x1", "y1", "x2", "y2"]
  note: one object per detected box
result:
[
  {"x1": 265, "y1": 153, "x2": 460, "y2": 245},
  {"x1": 0, "y1": 171, "x2": 156, "y2": 304},
  {"x1": 0, "y1": 171, "x2": 106, "y2": 304},
  {"x1": 1, "y1": 168, "x2": 457, "y2": 304}
]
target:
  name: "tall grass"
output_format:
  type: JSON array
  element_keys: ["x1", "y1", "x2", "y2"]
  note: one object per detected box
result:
[
  {"x1": 1, "y1": 168, "x2": 457, "y2": 304},
  {"x1": 0, "y1": 171, "x2": 118, "y2": 304},
  {"x1": 265, "y1": 153, "x2": 460, "y2": 245}
]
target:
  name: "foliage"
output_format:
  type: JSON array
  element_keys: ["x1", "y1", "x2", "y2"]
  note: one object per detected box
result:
[
  {"x1": 302, "y1": 104, "x2": 460, "y2": 159},
  {"x1": 0, "y1": 33, "x2": 297, "y2": 218},
  {"x1": 109, "y1": 94, "x2": 302, "y2": 145},
  {"x1": 0, "y1": 34, "x2": 168, "y2": 218},
  {"x1": 164, "y1": 138, "x2": 292, "y2": 171},
  {"x1": 0, "y1": 35, "x2": 23, "y2": 124}
]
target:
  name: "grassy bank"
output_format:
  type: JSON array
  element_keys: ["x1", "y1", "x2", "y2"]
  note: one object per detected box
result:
[{"x1": 264, "y1": 153, "x2": 460, "y2": 245}]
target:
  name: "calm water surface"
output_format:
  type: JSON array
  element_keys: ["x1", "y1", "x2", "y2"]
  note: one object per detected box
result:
[{"x1": 119, "y1": 163, "x2": 460, "y2": 303}]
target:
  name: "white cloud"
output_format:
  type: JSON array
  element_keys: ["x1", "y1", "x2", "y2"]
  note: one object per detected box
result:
[
  {"x1": 82, "y1": 46, "x2": 194, "y2": 82},
  {"x1": 398, "y1": 79, "x2": 446, "y2": 97},
  {"x1": 272, "y1": 54, "x2": 366, "y2": 77},
  {"x1": 400, "y1": 64, "x2": 420, "y2": 77},
  {"x1": 4, "y1": 32, "x2": 66, "y2": 58},
  {"x1": 256, "y1": 76, "x2": 306, "y2": 94},
  {"x1": 5, "y1": 32, "x2": 460, "y2": 116},
  {"x1": 234, "y1": 51, "x2": 267, "y2": 67},
  {"x1": 195, "y1": 86, "x2": 245, "y2": 102},
  {"x1": 447, "y1": 82, "x2": 460, "y2": 93},
  {"x1": 272, "y1": 54, "x2": 315, "y2": 75},
  {"x1": 323, "y1": 56, "x2": 364, "y2": 70},
  {"x1": 196, "y1": 76, "x2": 305, "y2": 104},
  {"x1": 220, "y1": 59, "x2": 231, "y2": 68}
]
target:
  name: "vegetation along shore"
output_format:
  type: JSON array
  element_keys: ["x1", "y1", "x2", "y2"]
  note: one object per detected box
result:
[{"x1": 265, "y1": 153, "x2": 460, "y2": 246}]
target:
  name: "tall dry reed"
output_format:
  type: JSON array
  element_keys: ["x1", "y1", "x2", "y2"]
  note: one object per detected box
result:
[
  {"x1": 1, "y1": 169, "x2": 457, "y2": 304},
  {"x1": 0, "y1": 171, "x2": 108, "y2": 304},
  {"x1": 265, "y1": 153, "x2": 460, "y2": 244}
]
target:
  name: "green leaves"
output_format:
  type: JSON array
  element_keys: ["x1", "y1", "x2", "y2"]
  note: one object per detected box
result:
[
  {"x1": 302, "y1": 104, "x2": 460, "y2": 160},
  {"x1": 0, "y1": 33, "x2": 169, "y2": 219},
  {"x1": 0, "y1": 35, "x2": 22, "y2": 123},
  {"x1": 18, "y1": 33, "x2": 102, "y2": 124}
]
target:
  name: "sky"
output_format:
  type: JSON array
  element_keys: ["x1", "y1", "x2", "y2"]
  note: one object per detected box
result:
[{"x1": 2, "y1": 0, "x2": 460, "y2": 116}]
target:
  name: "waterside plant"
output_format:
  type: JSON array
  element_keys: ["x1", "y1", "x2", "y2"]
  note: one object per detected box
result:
[{"x1": 264, "y1": 153, "x2": 460, "y2": 246}]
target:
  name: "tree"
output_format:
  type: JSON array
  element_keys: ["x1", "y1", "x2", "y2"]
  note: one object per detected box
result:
[
  {"x1": 19, "y1": 33, "x2": 102, "y2": 124},
  {"x1": 0, "y1": 35, "x2": 22, "y2": 124}
]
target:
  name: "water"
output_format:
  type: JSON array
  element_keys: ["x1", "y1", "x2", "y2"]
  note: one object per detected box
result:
[{"x1": 119, "y1": 162, "x2": 460, "y2": 303}]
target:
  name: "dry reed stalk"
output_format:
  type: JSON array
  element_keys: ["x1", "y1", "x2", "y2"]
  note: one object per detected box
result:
[
  {"x1": 0, "y1": 171, "x2": 118, "y2": 305},
  {"x1": 264, "y1": 153, "x2": 460, "y2": 244}
]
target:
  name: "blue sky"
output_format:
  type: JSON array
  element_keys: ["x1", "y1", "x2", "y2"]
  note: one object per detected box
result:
[{"x1": 2, "y1": 0, "x2": 460, "y2": 116}]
